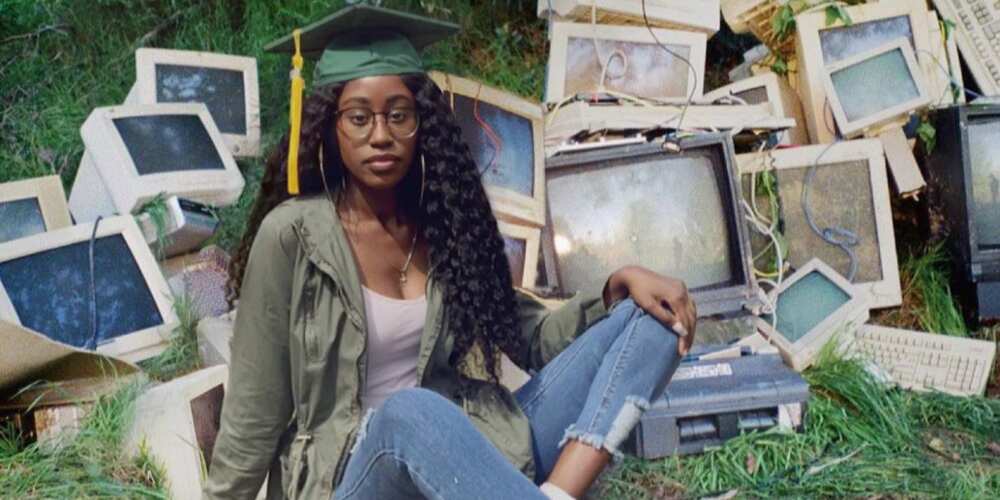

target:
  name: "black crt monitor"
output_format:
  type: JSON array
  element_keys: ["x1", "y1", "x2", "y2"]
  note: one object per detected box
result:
[
  {"x1": 926, "y1": 104, "x2": 1000, "y2": 321},
  {"x1": 0, "y1": 234, "x2": 164, "y2": 348},
  {"x1": 544, "y1": 134, "x2": 756, "y2": 317}
]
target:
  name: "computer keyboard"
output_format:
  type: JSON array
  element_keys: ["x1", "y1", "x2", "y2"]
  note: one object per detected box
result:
[
  {"x1": 932, "y1": 0, "x2": 1000, "y2": 96},
  {"x1": 849, "y1": 324, "x2": 997, "y2": 397}
]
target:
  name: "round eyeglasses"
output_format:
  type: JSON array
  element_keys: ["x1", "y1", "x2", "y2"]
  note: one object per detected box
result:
[{"x1": 335, "y1": 107, "x2": 420, "y2": 141}]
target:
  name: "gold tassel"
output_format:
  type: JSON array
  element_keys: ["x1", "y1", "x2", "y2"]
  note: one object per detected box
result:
[{"x1": 287, "y1": 28, "x2": 305, "y2": 195}]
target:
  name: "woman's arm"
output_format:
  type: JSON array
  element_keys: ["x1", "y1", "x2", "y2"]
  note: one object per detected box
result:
[
  {"x1": 602, "y1": 266, "x2": 697, "y2": 355},
  {"x1": 205, "y1": 214, "x2": 296, "y2": 499}
]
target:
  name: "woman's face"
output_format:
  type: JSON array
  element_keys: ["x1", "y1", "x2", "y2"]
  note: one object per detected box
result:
[{"x1": 335, "y1": 75, "x2": 419, "y2": 192}]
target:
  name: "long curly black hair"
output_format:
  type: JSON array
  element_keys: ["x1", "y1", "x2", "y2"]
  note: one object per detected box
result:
[{"x1": 227, "y1": 73, "x2": 521, "y2": 388}]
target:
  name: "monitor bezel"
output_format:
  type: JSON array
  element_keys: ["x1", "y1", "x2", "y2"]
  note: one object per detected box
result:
[
  {"x1": 795, "y1": 0, "x2": 932, "y2": 143},
  {"x1": 755, "y1": 258, "x2": 870, "y2": 372},
  {"x1": 126, "y1": 365, "x2": 228, "y2": 500},
  {"x1": 134, "y1": 48, "x2": 261, "y2": 157},
  {"x1": 700, "y1": 72, "x2": 808, "y2": 145},
  {"x1": 78, "y1": 103, "x2": 245, "y2": 214},
  {"x1": 930, "y1": 105, "x2": 1000, "y2": 271},
  {"x1": 538, "y1": 0, "x2": 720, "y2": 34},
  {"x1": 429, "y1": 71, "x2": 546, "y2": 227},
  {"x1": 545, "y1": 21, "x2": 707, "y2": 104},
  {"x1": 543, "y1": 133, "x2": 756, "y2": 317},
  {"x1": 736, "y1": 139, "x2": 902, "y2": 309},
  {"x1": 0, "y1": 215, "x2": 177, "y2": 363},
  {"x1": 496, "y1": 218, "x2": 540, "y2": 289},
  {"x1": 820, "y1": 39, "x2": 930, "y2": 139},
  {"x1": 0, "y1": 176, "x2": 72, "y2": 240}
]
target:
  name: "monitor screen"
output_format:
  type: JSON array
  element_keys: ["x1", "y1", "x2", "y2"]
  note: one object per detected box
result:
[
  {"x1": 155, "y1": 64, "x2": 247, "y2": 135},
  {"x1": 502, "y1": 235, "x2": 526, "y2": 286},
  {"x1": 0, "y1": 197, "x2": 46, "y2": 244},
  {"x1": 819, "y1": 15, "x2": 914, "y2": 65},
  {"x1": 770, "y1": 270, "x2": 850, "y2": 342},
  {"x1": 451, "y1": 94, "x2": 535, "y2": 197},
  {"x1": 830, "y1": 47, "x2": 919, "y2": 124},
  {"x1": 113, "y1": 115, "x2": 227, "y2": 175},
  {"x1": 733, "y1": 86, "x2": 769, "y2": 106},
  {"x1": 564, "y1": 37, "x2": 690, "y2": 98},
  {"x1": 965, "y1": 118, "x2": 1000, "y2": 248},
  {"x1": 190, "y1": 383, "x2": 225, "y2": 473},
  {"x1": 743, "y1": 160, "x2": 884, "y2": 282},
  {"x1": 548, "y1": 152, "x2": 733, "y2": 294},
  {"x1": 0, "y1": 234, "x2": 164, "y2": 347}
]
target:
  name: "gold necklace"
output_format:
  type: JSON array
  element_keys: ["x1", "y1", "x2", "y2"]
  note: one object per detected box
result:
[{"x1": 321, "y1": 171, "x2": 419, "y2": 286}]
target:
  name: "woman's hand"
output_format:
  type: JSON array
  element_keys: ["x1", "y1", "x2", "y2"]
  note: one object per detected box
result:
[{"x1": 603, "y1": 266, "x2": 697, "y2": 355}]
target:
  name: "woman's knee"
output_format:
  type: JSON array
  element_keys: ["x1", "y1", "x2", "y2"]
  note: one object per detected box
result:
[
  {"x1": 377, "y1": 388, "x2": 452, "y2": 428},
  {"x1": 624, "y1": 313, "x2": 681, "y2": 357}
]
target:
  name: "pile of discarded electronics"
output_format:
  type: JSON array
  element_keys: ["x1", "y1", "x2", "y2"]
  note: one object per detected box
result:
[{"x1": 2, "y1": 1, "x2": 999, "y2": 497}]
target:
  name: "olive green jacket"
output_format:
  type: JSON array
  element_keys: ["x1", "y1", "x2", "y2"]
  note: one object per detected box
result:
[{"x1": 204, "y1": 195, "x2": 608, "y2": 499}]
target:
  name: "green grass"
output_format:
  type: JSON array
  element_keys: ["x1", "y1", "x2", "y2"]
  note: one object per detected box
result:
[
  {"x1": 598, "y1": 352, "x2": 1000, "y2": 499},
  {"x1": 873, "y1": 244, "x2": 970, "y2": 337},
  {"x1": 0, "y1": 380, "x2": 168, "y2": 498},
  {"x1": 141, "y1": 292, "x2": 203, "y2": 383}
]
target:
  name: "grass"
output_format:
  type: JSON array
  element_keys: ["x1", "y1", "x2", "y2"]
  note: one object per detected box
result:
[{"x1": 873, "y1": 244, "x2": 970, "y2": 337}]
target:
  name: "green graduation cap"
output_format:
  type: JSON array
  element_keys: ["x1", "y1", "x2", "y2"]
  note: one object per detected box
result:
[
  {"x1": 265, "y1": 3, "x2": 460, "y2": 87},
  {"x1": 266, "y1": 3, "x2": 458, "y2": 195}
]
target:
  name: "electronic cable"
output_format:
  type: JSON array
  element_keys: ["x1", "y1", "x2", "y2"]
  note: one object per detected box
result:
[
  {"x1": 801, "y1": 140, "x2": 860, "y2": 282},
  {"x1": 641, "y1": 0, "x2": 699, "y2": 131}
]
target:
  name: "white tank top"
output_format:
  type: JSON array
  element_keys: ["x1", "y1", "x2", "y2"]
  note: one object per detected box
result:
[{"x1": 360, "y1": 286, "x2": 427, "y2": 413}]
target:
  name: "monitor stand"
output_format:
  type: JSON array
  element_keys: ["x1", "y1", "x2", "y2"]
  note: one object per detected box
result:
[{"x1": 877, "y1": 126, "x2": 926, "y2": 200}]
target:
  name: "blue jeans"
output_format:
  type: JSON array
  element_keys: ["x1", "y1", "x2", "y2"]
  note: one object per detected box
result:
[{"x1": 333, "y1": 299, "x2": 682, "y2": 499}]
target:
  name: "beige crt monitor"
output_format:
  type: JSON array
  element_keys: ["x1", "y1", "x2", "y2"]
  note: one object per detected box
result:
[
  {"x1": 125, "y1": 365, "x2": 229, "y2": 500},
  {"x1": 0, "y1": 176, "x2": 72, "y2": 244},
  {"x1": 0, "y1": 215, "x2": 177, "y2": 363},
  {"x1": 755, "y1": 258, "x2": 870, "y2": 372},
  {"x1": 128, "y1": 48, "x2": 261, "y2": 157},
  {"x1": 545, "y1": 21, "x2": 706, "y2": 104},
  {"x1": 701, "y1": 72, "x2": 808, "y2": 145},
  {"x1": 69, "y1": 103, "x2": 245, "y2": 223},
  {"x1": 497, "y1": 219, "x2": 540, "y2": 289},
  {"x1": 538, "y1": 0, "x2": 720, "y2": 34},
  {"x1": 821, "y1": 40, "x2": 931, "y2": 139},
  {"x1": 795, "y1": 0, "x2": 933, "y2": 144},
  {"x1": 429, "y1": 72, "x2": 547, "y2": 227},
  {"x1": 736, "y1": 140, "x2": 901, "y2": 309}
]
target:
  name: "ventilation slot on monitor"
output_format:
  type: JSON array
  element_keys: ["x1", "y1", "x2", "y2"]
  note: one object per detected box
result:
[
  {"x1": 737, "y1": 408, "x2": 778, "y2": 432},
  {"x1": 678, "y1": 416, "x2": 719, "y2": 444}
]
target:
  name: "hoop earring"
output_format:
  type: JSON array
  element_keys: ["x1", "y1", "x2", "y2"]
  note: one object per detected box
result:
[{"x1": 419, "y1": 154, "x2": 427, "y2": 208}]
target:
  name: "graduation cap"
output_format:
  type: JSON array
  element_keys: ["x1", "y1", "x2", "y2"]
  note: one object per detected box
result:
[{"x1": 266, "y1": 3, "x2": 459, "y2": 194}]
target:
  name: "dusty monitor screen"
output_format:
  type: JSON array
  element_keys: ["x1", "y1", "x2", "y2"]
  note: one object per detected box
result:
[
  {"x1": 155, "y1": 64, "x2": 247, "y2": 135},
  {"x1": 502, "y1": 235, "x2": 527, "y2": 286},
  {"x1": 830, "y1": 47, "x2": 919, "y2": 124},
  {"x1": 769, "y1": 271, "x2": 850, "y2": 342},
  {"x1": 451, "y1": 94, "x2": 535, "y2": 197},
  {"x1": 548, "y1": 152, "x2": 734, "y2": 294},
  {"x1": 0, "y1": 234, "x2": 164, "y2": 347},
  {"x1": 564, "y1": 37, "x2": 690, "y2": 99},
  {"x1": 742, "y1": 160, "x2": 883, "y2": 283},
  {"x1": 0, "y1": 197, "x2": 46, "y2": 244},
  {"x1": 819, "y1": 15, "x2": 914, "y2": 65},
  {"x1": 113, "y1": 115, "x2": 226, "y2": 175},
  {"x1": 966, "y1": 118, "x2": 1000, "y2": 249}
]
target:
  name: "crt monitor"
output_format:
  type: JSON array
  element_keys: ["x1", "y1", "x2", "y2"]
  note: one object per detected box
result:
[
  {"x1": 0, "y1": 215, "x2": 177, "y2": 363},
  {"x1": 545, "y1": 21, "x2": 706, "y2": 104},
  {"x1": 700, "y1": 72, "x2": 809, "y2": 145},
  {"x1": 429, "y1": 72, "x2": 546, "y2": 227},
  {"x1": 497, "y1": 219, "x2": 540, "y2": 289},
  {"x1": 821, "y1": 39, "x2": 930, "y2": 139},
  {"x1": 735, "y1": 139, "x2": 901, "y2": 309},
  {"x1": 926, "y1": 104, "x2": 1000, "y2": 321},
  {"x1": 543, "y1": 133, "x2": 756, "y2": 317},
  {"x1": 0, "y1": 176, "x2": 72, "y2": 244},
  {"x1": 128, "y1": 48, "x2": 261, "y2": 157},
  {"x1": 538, "y1": 0, "x2": 720, "y2": 34},
  {"x1": 68, "y1": 103, "x2": 245, "y2": 224},
  {"x1": 795, "y1": 0, "x2": 932, "y2": 143}
]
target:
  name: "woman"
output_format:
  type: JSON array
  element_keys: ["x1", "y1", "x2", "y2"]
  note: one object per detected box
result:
[{"x1": 206, "y1": 5, "x2": 696, "y2": 500}]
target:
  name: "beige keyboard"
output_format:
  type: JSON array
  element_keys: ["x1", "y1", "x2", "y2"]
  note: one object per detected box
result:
[
  {"x1": 932, "y1": 0, "x2": 1000, "y2": 95},
  {"x1": 850, "y1": 324, "x2": 996, "y2": 397}
]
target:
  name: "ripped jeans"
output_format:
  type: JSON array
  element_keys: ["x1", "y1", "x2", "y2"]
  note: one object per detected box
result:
[{"x1": 333, "y1": 298, "x2": 682, "y2": 499}]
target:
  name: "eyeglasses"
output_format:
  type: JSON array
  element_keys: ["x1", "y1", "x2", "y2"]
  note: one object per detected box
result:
[{"x1": 335, "y1": 107, "x2": 420, "y2": 141}]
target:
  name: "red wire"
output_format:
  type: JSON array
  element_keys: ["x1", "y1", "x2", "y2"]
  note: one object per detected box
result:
[{"x1": 473, "y1": 85, "x2": 503, "y2": 175}]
